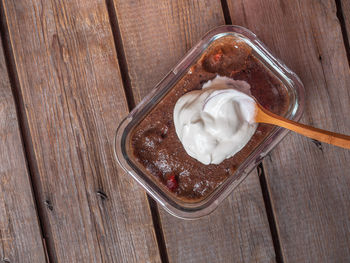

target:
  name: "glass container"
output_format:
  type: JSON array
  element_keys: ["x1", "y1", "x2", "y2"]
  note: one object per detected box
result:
[{"x1": 114, "y1": 25, "x2": 305, "y2": 219}]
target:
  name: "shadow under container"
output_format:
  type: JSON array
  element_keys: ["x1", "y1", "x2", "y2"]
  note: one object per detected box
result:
[{"x1": 115, "y1": 25, "x2": 305, "y2": 219}]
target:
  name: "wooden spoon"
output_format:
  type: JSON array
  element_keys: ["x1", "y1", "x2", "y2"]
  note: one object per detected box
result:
[{"x1": 254, "y1": 101, "x2": 350, "y2": 149}]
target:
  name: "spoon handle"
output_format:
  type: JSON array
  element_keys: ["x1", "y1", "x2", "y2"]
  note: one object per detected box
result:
[{"x1": 255, "y1": 104, "x2": 350, "y2": 149}]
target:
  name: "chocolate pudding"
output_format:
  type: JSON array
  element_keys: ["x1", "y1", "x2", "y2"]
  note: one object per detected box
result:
[{"x1": 130, "y1": 36, "x2": 289, "y2": 201}]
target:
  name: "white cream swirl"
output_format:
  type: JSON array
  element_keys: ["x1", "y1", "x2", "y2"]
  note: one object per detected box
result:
[{"x1": 173, "y1": 76, "x2": 257, "y2": 165}]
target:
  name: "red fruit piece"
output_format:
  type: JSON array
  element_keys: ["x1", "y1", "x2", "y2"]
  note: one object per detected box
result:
[
  {"x1": 213, "y1": 50, "x2": 223, "y2": 62},
  {"x1": 166, "y1": 173, "x2": 178, "y2": 192}
]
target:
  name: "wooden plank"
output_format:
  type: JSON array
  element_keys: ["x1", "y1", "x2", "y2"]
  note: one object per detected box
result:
[
  {"x1": 112, "y1": 1, "x2": 276, "y2": 262},
  {"x1": 227, "y1": 0, "x2": 350, "y2": 262},
  {"x1": 0, "y1": 31, "x2": 47, "y2": 263},
  {"x1": 1, "y1": 0, "x2": 161, "y2": 262}
]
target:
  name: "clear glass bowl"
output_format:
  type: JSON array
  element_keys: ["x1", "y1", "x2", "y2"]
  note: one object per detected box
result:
[{"x1": 114, "y1": 25, "x2": 305, "y2": 219}]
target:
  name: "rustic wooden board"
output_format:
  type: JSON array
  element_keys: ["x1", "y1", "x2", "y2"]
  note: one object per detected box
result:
[
  {"x1": 158, "y1": 174, "x2": 276, "y2": 263},
  {"x1": 112, "y1": 1, "x2": 276, "y2": 262},
  {"x1": 0, "y1": 32, "x2": 47, "y2": 263},
  {"x1": 1, "y1": 0, "x2": 161, "y2": 262},
  {"x1": 227, "y1": 0, "x2": 350, "y2": 262}
]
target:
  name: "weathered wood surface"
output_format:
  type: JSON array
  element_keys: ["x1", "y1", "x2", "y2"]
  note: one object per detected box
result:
[
  {"x1": 227, "y1": 0, "x2": 350, "y2": 262},
  {"x1": 112, "y1": 0, "x2": 276, "y2": 262},
  {"x1": 0, "y1": 32, "x2": 47, "y2": 262},
  {"x1": 159, "y1": 175, "x2": 276, "y2": 263},
  {"x1": 2, "y1": 0, "x2": 350, "y2": 261},
  {"x1": 1, "y1": 0, "x2": 161, "y2": 262}
]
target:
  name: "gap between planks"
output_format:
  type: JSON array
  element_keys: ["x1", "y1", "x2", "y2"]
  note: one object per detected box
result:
[
  {"x1": 105, "y1": 0, "x2": 135, "y2": 110},
  {"x1": 0, "y1": 2, "x2": 52, "y2": 262},
  {"x1": 257, "y1": 164, "x2": 284, "y2": 263},
  {"x1": 220, "y1": 0, "x2": 233, "y2": 25},
  {"x1": 104, "y1": 0, "x2": 169, "y2": 262},
  {"x1": 335, "y1": 0, "x2": 350, "y2": 66}
]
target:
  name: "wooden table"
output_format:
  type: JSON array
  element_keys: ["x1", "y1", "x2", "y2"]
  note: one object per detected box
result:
[{"x1": 0, "y1": 0, "x2": 350, "y2": 262}]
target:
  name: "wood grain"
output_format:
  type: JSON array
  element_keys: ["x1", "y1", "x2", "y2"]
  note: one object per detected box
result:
[
  {"x1": 0, "y1": 30, "x2": 47, "y2": 263},
  {"x1": 112, "y1": 1, "x2": 276, "y2": 262},
  {"x1": 1, "y1": 0, "x2": 161, "y2": 262},
  {"x1": 113, "y1": 0, "x2": 226, "y2": 103},
  {"x1": 158, "y1": 175, "x2": 276, "y2": 263},
  {"x1": 227, "y1": 0, "x2": 350, "y2": 262}
]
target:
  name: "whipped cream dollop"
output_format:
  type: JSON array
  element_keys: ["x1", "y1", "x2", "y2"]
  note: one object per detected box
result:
[{"x1": 173, "y1": 76, "x2": 257, "y2": 165}]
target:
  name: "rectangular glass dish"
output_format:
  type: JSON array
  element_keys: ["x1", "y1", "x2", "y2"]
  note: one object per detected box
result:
[{"x1": 114, "y1": 25, "x2": 305, "y2": 219}]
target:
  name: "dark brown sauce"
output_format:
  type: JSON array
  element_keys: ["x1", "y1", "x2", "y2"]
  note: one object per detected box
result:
[{"x1": 130, "y1": 36, "x2": 289, "y2": 201}]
